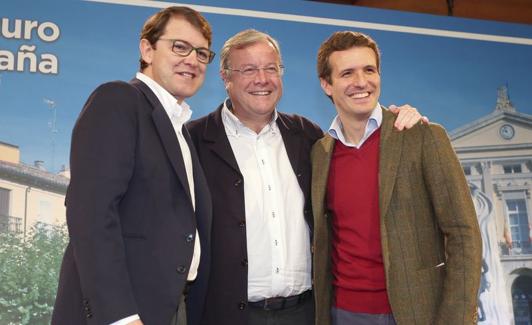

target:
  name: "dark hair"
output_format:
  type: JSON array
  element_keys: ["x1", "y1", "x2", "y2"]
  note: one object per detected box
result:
[
  {"x1": 317, "y1": 31, "x2": 380, "y2": 85},
  {"x1": 139, "y1": 6, "x2": 212, "y2": 71}
]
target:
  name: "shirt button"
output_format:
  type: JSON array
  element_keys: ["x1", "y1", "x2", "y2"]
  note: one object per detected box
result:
[
  {"x1": 185, "y1": 233, "x2": 194, "y2": 242},
  {"x1": 238, "y1": 301, "x2": 246, "y2": 310},
  {"x1": 176, "y1": 266, "x2": 187, "y2": 274}
]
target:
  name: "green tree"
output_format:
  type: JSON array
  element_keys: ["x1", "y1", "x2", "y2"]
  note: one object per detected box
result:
[{"x1": 0, "y1": 223, "x2": 68, "y2": 325}]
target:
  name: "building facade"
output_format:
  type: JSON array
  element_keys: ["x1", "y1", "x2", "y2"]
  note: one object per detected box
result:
[
  {"x1": 451, "y1": 86, "x2": 532, "y2": 325},
  {"x1": 0, "y1": 141, "x2": 69, "y2": 236}
]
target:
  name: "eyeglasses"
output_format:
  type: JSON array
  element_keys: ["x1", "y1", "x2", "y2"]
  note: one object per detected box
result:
[
  {"x1": 225, "y1": 65, "x2": 285, "y2": 77},
  {"x1": 159, "y1": 38, "x2": 216, "y2": 64}
]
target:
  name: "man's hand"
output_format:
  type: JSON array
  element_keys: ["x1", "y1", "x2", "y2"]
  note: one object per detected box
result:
[{"x1": 389, "y1": 104, "x2": 429, "y2": 131}]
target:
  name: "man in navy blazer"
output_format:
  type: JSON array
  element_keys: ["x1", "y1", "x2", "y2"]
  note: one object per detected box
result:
[{"x1": 52, "y1": 6, "x2": 213, "y2": 325}]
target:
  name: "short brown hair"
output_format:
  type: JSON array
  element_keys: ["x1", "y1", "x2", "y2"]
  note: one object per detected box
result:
[
  {"x1": 317, "y1": 31, "x2": 381, "y2": 84},
  {"x1": 139, "y1": 6, "x2": 212, "y2": 71}
]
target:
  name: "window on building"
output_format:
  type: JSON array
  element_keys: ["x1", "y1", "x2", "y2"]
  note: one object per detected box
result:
[
  {"x1": 38, "y1": 200, "x2": 52, "y2": 225},
  {"x1": 0, "y1": 188, "x2": 12, "y2": 233},
  {"x1": 512, "y1": 275, "x2": 532, "y2": 325},
  {"x1": 504, "y1": 164, "x2": 522, "y2": 174},
  {"x1": 0, "y1": 188, "x2": 9, "y2": 216},
  {"x1": 463, "y1": 166, "x2": 471, "y2": 176},
  {"x1": 506, "y1": 197, "x2": 530, "y2": 252}
]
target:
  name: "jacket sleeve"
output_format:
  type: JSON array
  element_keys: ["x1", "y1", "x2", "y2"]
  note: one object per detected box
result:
[
  {"x1": 66, "y1": 81, "x2": 139, "y2": 324},
  {"x1": 421, "y1": 124, "x2": 482, "y2": 325}
]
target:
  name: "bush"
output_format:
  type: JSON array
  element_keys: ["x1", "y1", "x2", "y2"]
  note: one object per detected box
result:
[{"x1": 0, "y1": 223, "x2": 68, "y2": 325}]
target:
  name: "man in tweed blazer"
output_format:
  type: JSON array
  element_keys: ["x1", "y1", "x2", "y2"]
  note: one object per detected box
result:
[{"x1": 311, "y1": 31, "x2": 482, "y2": 325}]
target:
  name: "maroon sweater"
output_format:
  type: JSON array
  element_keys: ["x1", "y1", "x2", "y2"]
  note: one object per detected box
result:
[{"x1": 326, "y1": 128, "x2": 392, "y2": 314}]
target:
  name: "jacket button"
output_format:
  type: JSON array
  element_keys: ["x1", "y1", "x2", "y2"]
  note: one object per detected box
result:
[
  {"x1": 176, "y1": 266, "x2": 187, "y2": 274},
  {"x1": 238, "y1": 301, "x2": 246, "y2": 310},
  {"x1": 304, "y1": 209, "x2": 310, "y2": 215},
  {"x1": 296, "y1": 173, "x2": 302, "y2": 178},
  {"x1": 86, "y1": 312, "x2": 93, "y2": 319},
  {"x1": 239, "y1": 220, "x2": 246, "y2": 227},
  {"x1": 186, "y1": 233, "x2": 194, "y2": 242},
  {"x1": 241, "y1": 259, "x2": 248, "y2": 267},
  {"x1": 234, "y1": 179, "x2": 242, "y2": 186}
]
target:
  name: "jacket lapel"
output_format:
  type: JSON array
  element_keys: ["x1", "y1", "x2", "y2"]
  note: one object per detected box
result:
[
  {"x1": 183, "y1": 126, "x2": 212, "y2": 234},
  {"x1": 277, "y1": 114, "x2": 302, "y2": 183},
  {"x1": 202, "y1": 105, "x2": 241, "y2": 174},
  {"x1": 379, "y1": 107, "x2": 404, "y2": 218},
  {"x1": 311, "y1": 134, "x2": 335, "y2": 225},
  {"x1": 379, "y1": 107, "x2": 404, "y2": 270},
  {"x1": 130, "y1": 78, "x2": 193, "y2": 205}
]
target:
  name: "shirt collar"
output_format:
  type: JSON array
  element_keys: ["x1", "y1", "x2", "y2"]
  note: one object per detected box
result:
[
  {"x1": 136, "y1": 72, "x2": 192, "y2": 126},
  {"x1": 328, "y1": 102, "x2": 382, "y2": 147},
  {"x1": 221, "y1": 98, "x2": 278, "y2": 136}
]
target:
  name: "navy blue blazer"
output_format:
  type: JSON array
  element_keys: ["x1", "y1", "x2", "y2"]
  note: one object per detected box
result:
[{"x1": 52, "y1": 79, "x2": 212, "y2": 325}]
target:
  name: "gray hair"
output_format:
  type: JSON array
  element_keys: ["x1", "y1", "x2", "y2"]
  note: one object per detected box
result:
[{"x1": 219, "y1": 29, "x2": 282, "y2": 76}]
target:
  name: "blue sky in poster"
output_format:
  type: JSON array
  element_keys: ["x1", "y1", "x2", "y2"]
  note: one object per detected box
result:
[{"x1": 1, "y1": 0, "x2": 532, "y2": 172}]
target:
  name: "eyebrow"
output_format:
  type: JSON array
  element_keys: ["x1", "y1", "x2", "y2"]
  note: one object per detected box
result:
[
  {"x1": 338, "y1": 65, "x2": 377, "y2": 74},
  {"x1": 338, "y1": 67, "x2": 355, "y2": 75},
  {"x1": 239, "y1": 62, "x2": 279, "y2": 67},
  {"x1": 165, "y1": 38, "x2": 209, "y2": 49}
]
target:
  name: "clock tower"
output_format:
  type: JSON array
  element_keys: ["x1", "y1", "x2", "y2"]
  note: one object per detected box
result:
[{"x1": 450, "y1": 85, "x2": 532, "y2": 325}]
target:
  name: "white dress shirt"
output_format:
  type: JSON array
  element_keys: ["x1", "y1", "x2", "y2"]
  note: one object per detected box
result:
[
  {"x1": 110, "y1": 73, "x2": 201, "y2": 325},
  {"x1": 136, "y1": 72, "x2": 200, "y2": 279},
  {"x1": 328, "y1": 102, "x2": 382, "y2": 148},
  {"x1": 221, "y1": 100, "x2": 312, "y2": 302}
]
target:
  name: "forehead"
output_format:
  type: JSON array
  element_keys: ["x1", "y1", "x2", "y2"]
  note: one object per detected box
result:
[
  {"x1": 328, "y1": 46, "x2": 377, "y2": 71},
  {"x1": 162, "y1": 16, "x2": 208, "y2": 46},
  {"x1": 229, "y1": 41, "x2": 280, "y2": 65}
]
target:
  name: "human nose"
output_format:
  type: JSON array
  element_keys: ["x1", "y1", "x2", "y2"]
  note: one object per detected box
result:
[
  {"x1": 253, "y1": 68, "x2": 268, "y2": 83},
  {"x1": 182, "y1": 50, "x2": 199, "y2": 66},
  {"x1": 351, "y1": 71, "x2": 367, "y2": 87}
]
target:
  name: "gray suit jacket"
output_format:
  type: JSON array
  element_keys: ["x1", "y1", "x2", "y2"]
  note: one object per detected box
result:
[{"x1": 311, "y1": 108, "x2": 481, "y2": 325}]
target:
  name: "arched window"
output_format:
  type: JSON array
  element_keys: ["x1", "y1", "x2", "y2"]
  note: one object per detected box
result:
[{"x1": 512, "y1": 275, "x2": 532, "y2": 325}]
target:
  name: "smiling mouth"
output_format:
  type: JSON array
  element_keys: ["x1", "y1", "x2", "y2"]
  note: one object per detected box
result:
[
  {"x1": 177, "y1": 71, "x2": 196, "y2": 79},
  {"x1": 249, "y1": 91, "x2": 272, "y2": 96},
  {"x1": 348, "y1": 92, "x2": 370, "y2": 99}
]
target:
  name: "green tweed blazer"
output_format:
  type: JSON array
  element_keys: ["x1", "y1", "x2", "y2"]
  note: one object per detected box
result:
[{"x1": 311, "y1": 108, "x2": 482, "y2": 325}]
